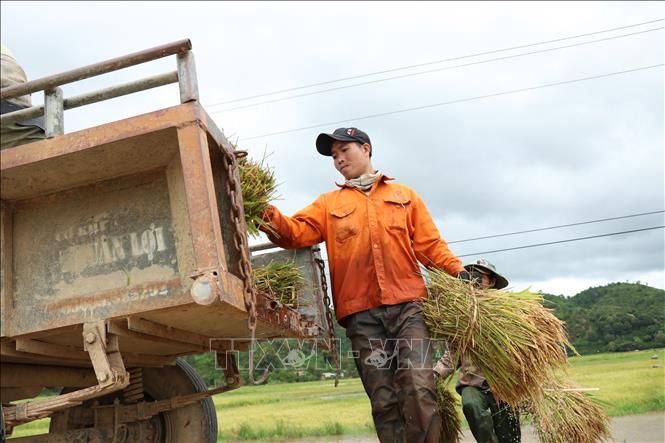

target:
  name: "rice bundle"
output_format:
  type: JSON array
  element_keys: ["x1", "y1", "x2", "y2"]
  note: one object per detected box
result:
[
  {"x1": 423, "y1": 269, "x2": 575, "y2": 406},
  {"x1": 435, "y1": 375, "x2": 462, "y2": 443},
  {"x1": 253, "y1": 260, "x2": 305, "y2": 308},
  {"x1": 523, "y1": 380, "x2": 611, "y2": 443},
  {"x1": 238, "y1": 154, "x2": 278, "y2": 237}
]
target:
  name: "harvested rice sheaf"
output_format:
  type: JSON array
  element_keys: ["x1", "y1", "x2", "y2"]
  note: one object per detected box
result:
[
  {"x1": 238, "y1": 155, "x2": 278, "y2": 237},
  {"x1": 523, "y1": 381, "x2": 611, "y2": 443},
  {"x1": 423, "y1": 269, "x2": 575, "y2": 406},
  {"x1": 253, "y1": 260, "x2": 305, "y2": 308},
  {"x1": 435, "y1": 376, "x2": 462, "y2": 443}
]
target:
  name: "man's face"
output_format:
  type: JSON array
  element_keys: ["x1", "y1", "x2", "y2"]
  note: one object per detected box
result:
[
  {"x1": 330, "y1": 141, "x2": 371, "y2": 180},
  {"x1": 478, "y1": 270, "x2": 497, "y2": 289}
]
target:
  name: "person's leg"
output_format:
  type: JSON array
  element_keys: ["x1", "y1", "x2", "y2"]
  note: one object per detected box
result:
[
  {"x1": 0, "y1": 123, "x2": 45, "y2": 150},
  {"x1": 461, "y1": 386, "x2": 499, "y2": 443},
  {"x1": 346, "y1": 307, "x2": 404, "y2": 443},
  {"x1": 488, "y1": 397, "x2": 521, "y2": 443},
  {"x1": 389, "y1": 301, "x2": 441, "y2": 443}
]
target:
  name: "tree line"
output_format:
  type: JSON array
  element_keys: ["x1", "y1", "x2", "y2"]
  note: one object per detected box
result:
[{"x1": 185, "y1": 281, "x2": 665, "y2": 386}]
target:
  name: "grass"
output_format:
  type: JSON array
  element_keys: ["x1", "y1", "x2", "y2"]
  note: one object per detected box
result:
[
  {"x1": 8, "y1": 348, "x2": 664, "y2": 441},
  {"x1": 566, "y1": 348, "x2": 665, "y2": 416},
  {"x1": 214, "y1": 378, "x2": 374, "y2": 441}
]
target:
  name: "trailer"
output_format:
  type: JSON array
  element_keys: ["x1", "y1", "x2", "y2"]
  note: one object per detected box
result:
[{"x1": 0, "y1": 40, "x2": 337, "y2": 442}]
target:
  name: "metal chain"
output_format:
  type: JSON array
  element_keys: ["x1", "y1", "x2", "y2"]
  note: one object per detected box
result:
[
  {"x1": 314, "y1": 257, "x2": 340, "y2": 387},
  {"x1": 220, "y1": 147, "x2": 269, "y2": 385}
]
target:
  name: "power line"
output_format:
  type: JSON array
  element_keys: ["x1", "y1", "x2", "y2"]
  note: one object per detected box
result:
[
  {"x1": 204, "y1": 18, "x2": 664, "y2": 108},
  {"x1": 449, "y1": 210, "x2": 665, "y2": 244},
  {"x1": 320, "y1": 223, "x2": 664, "y2": 263},
  {"x1": 458, "y1": 225, "x2": 664, "y2": 258},
  {"x1": 210, "y1": 27, "x2": 664, "y2": 114},
  {"x1": 241, "y1": 63, "x2": 664, "y2": 141}
]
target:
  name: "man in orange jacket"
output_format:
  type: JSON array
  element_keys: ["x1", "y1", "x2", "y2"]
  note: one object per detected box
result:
[{"x1": 260, "y1": 127, "x2": 467, "y2": 443}]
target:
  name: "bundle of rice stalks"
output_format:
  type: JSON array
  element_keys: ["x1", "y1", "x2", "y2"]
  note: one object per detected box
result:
[
  {"x1": 253, "y1": 260, "x2": 305, "y2": 308},
  {"x1": 523, "y1": 381, "x2": 611, "y2": 443},
  {"x1": 435, "y1": 375, "x2": 462, "y2": 443},
  {"x1": 238, "y1": 154, "x2": 278, "y2": 237},
  {"x1": 423, "y1": 269, "x2": 575, "y2": 406}
]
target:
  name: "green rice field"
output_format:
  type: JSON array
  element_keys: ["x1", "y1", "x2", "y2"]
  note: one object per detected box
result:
[{"x1": 8, "y1": 348, "x2": 664, "y2": 441}]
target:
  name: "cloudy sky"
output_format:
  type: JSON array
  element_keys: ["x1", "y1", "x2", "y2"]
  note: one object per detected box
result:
[{"x1": 2, "y1": 1, "x2": 663, "y2": 295}]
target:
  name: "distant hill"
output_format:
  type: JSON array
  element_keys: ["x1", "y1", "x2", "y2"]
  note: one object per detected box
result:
[{"x1": 542, "y1": 282, "x2": 665, "y2": 354}]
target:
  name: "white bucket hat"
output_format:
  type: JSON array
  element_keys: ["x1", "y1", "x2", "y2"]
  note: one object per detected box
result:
[{"x1": 464, "y1": 258, "x2": 509, "y2": 289}]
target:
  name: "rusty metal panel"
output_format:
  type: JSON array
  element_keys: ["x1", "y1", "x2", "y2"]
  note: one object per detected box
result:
[
  {"x1": 251, "y1": 246, "x2": 326, "y2": 335},
  {"x1": 0, "y1": 202, "x2": 13, "y2": 337},
  {"x1": 0, "y1": 128, "x2": 180, "y2": 201},
  {"x1": 13, "y1": 172, "x2": 178, "y2": 298},
  {"x1": 175, "y1": 124, "x2": 227, "y2": 274},
  {"x1": 7, "y1": 170, "x2": 195, "y2": 336},
  {"x1": 0, "y1": 104, "x2": 203, "y2": 199},
  {"x1": 0, "y1": 102, "x2": 325, "y2": 357}
]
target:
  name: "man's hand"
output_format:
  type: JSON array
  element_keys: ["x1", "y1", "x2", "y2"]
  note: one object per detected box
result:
[
  {"x1": 458, "y1": 270, "x2": 484, "y2": 287},
  {"x1": 433, "y1": 355, "x2": 455, "y2": 379}
]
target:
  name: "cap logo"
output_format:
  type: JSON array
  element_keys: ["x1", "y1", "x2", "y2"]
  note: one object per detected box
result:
[{"x1": 346, "y1": 128, "x2": 356, "y2": 136}]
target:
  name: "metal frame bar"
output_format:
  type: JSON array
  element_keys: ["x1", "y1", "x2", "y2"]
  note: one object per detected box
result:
[
  {"x1": 249, "y1": 242, "x2": 280, "y2": 253},
  {"x1": 0, "y1": 39, "x2": 196, "y2": 137},
  {"x1": 1, "y1": 39, "x2": 191, "y2": 100},
  {"x1": 1, "y1": 364, "x2": 97, "y2": 388},
  {"x1": 0, "y1": 72, "x2": 178, "y2": 127},
  {"x1": 2, "y1": 321, "x2": 131, "y2": 430},
  {"x1": 176, "y1": 123, "x2": 229, "y2": 275},
  {"x1": 44, "y1": 87, "x2": 64, "y2": 137}
]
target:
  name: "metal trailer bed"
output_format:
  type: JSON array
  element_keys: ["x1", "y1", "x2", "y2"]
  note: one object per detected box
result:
[{"x1": 0, "y1": 39, "x2": 336, "y2": 442}]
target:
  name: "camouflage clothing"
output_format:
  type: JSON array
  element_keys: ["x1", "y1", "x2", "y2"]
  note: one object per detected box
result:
[
  {"x1": 434, "y1": 347, "x2": 487, "y2": 394},
  {"x1": 461, "y1": 386, "x2": 521, "y2": 443},
  {"x1": 434, "y1": 348, "x2": 521, "y2": 443}
]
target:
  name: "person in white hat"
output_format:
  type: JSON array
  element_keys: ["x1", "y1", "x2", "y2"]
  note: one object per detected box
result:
[
  {"x1": 1, "y1": 44, "x2": 46, "y2": 149},
  {"x1": 433, "y1": 258, "x2": 521, "y2": 443}
]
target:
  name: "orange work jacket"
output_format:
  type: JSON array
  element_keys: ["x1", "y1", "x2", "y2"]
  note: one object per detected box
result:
[{"x1": 261, "y1": 175, "x2": 465, "y2": 323}]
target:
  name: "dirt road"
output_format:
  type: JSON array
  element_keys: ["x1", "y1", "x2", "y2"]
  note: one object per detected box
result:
[{"x1": 299, "y1": 411, "x2": 665, "y2": 443}]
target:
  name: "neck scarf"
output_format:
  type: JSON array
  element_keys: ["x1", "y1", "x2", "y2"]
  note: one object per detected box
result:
[{"x1": 345, "y1": 170, "x2": 381, "y2": 192}]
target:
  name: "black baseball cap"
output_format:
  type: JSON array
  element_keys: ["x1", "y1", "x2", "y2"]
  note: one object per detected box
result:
[{"x1": 316, "y1": 127, "x2": 372, "y2": 156}]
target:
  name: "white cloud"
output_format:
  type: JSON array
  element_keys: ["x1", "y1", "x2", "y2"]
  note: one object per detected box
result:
[
  {"x1": 513, "y1": 268, "x2": 665, "y2": 296},
  {"x1": 2, "y1": 1, "x2": 663, "y2": 296}
]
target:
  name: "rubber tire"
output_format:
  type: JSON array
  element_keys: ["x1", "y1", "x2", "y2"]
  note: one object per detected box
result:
[
  {"x1": 49, "y1": 358, "x2": 217, "y2": 443},
  {"x1": 141, "y1": 358, "x2": 218, "y2": 443}
]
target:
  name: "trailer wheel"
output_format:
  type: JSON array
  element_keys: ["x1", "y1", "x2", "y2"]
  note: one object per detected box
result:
[
  {"x1": 50, "y1": 358, "x2": 217, "y2": 442},
  {"x1": 142, "y1": 358, "x2": 218, "y2": 443}
]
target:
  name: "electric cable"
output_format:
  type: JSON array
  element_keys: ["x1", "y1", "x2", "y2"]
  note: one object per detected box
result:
[
  {"x1": 241, "y1": 63, "x2": 664, "y2": 141},
  {"x1": 204, "y1": 18, "x2": 664, "y2": 108},
  {"x1": 449, "y1": 210, "x2": 665, "y2": 244},
  {"x1": 457, "y1": 226, "x2": 664, "y2": 257},
  {"x1": 210, "y1": 27, "x2": 663, "y2": 114}
]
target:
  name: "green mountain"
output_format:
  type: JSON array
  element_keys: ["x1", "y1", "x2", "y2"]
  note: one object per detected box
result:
[{"x1": 542, "y1": 282, "x2": 665, "y2": 354}]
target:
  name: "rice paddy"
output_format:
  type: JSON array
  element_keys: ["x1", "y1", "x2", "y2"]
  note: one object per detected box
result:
[
  {"x1": 253, "y1": 260, "x2": 305, "y2": 308},
  {"x1": 238, "y1": 153, "x2": 278, "y2": 237},
  {"x1": 9, "y1": 349, "x2": 663, "y2": 441},
  {"x1": 423, "y1": 269, "x2": 574, "y2": 406}
]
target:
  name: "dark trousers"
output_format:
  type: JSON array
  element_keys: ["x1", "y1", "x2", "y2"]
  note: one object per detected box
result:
[
  {"x1": 461, "y1": 386, "x2": 521, "y2": 443},
  {"x1": 345, "y1": 301, "x2": 441, "y2": 443}
]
